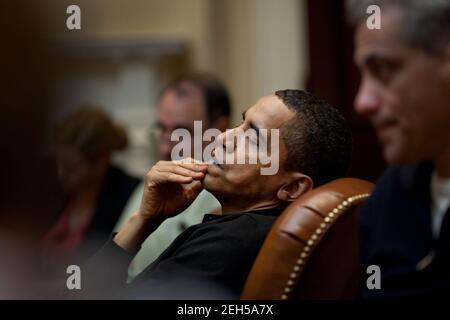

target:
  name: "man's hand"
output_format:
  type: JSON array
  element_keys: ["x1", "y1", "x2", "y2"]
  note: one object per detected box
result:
[
  {"x1": 138, "y1": 158, "x2": 208, "y2": 221},
  {"x1": 114, "y1": 158, "x2": 208, "y2": 253}
]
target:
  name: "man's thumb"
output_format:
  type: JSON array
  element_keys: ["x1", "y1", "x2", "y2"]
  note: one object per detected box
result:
[{"x1": 189, "y1": 181, "x2": 203, "y2": 197}]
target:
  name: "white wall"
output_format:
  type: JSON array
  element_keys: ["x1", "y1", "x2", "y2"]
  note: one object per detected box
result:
[
  {"x1": 47, "y1": 0, "x2": 309, "y2": 175},
  {"x1": 52, "y1": 60, "x2": 159, "y2": 176},
  {"x1": 47, "y1": 0, "x2": 215, "y2": 70},
  {"x1": 211, "y1": 0, "x2": 309, "y2": 125}
]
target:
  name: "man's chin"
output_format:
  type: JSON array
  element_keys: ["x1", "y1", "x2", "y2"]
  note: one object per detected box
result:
[
  {"x1": 378, "y1": 130, "x2": 411, "y2": 164},
  {"x1": 202, "y1": 174, "x2": 217, "y2": 193},
  {"x1": 382, "y1": 142, "x2": 402, "y2": 164},
  {"x1": 203, "y1": 173, "x2": 229, "y2": 200},
  {"x1": 382, "y1": 143, "x2": 421, "y2": 165}
]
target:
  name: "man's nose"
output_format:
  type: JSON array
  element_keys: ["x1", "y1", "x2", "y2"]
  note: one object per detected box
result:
[
  {"x1": 218, "y1": 129, "x2": 236, "y2": 152},
  {"x1": 354, "y1": 77, "x2": 381, "y2": 118},
  {"x1": 159, "y1": 136, "x2": 176, "y2": 160},
  {"x1": 158, "y1": 146, "x2": 171, "y2": 161}
]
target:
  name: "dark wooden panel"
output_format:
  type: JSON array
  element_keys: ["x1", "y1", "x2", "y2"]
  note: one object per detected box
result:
[{"x1": 306, "y1": 0, "x2": 386, "y2": 182}]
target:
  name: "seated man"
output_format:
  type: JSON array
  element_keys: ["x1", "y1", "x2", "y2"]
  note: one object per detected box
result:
[
  {"x1": 347, "y1": 0, "x2": 450, "y2": 298},
  {"x1": 114, "y1": 73, "x2": 230, "y2": 280},
  {"x1": 82, "y1": 89, "x2": 352, "y2": 299}
]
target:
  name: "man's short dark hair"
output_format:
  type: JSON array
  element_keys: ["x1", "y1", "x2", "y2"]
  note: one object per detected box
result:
[
  {"x1": 275, "y1": 89, "x2": 352, "y2": 187},
  {"x1": 161, "y1": 73, "x2": 231, "y2": 124},
  {"x1": 346, "y1": 0, "x2": 450, "y2": 55}
]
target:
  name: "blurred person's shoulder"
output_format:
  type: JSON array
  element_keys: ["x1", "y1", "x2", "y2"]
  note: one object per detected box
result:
[
  {"x1": 371, "y1": 162, "x2": 433, "y2": 197},
  {"x1": 106, "y1": 165, "x2": 141, "y2": 188},
  {"x1": 361, "y1": 162, "x2": 434, "y2": 222}
]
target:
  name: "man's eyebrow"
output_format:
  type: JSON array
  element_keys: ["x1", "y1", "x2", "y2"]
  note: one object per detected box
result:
[
  {"x1": 249, "y1": 121, "x2": 260, "y2": 135},
  {"x1": 155, "y1": 122, "x2": 193, "y2": 131},
  {"x1": 364, "y1": 54, "x2": 382, "y2": 67},
  {"x1": 248, "y1": 118, "x2": 263, "y2": 140},
  {"x1": 355, "y1": 50, "x2": 380, "y2": 67},
  {"x1": 359, "y1": 51, "x2": 398, "y2": 67},
  {"x1": 242, "y1": 109, "x2": 265, "y2": 140}
]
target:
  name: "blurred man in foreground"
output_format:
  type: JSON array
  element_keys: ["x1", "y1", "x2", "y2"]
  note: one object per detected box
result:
[{"x1": 347, "y1": 0, "x2": 450, "y2": 298}]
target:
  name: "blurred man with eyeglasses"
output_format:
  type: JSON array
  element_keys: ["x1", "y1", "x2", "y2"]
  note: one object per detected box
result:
[{"x1": 114, "y1": 73, "x2": 231, "y2": 279}]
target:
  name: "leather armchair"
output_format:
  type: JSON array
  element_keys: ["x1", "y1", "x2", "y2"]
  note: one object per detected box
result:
[{"x1": 241, "y1": 178, "x2": 374, "y2": 300}]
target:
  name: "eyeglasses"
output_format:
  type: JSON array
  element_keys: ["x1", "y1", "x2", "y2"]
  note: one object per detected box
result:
[{"x1": 150, "y1": 124, "x2": 195, "y2": 140}]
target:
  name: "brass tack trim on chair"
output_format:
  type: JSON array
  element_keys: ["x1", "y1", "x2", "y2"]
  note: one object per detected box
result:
[{"x1": 280, "y1": 193, "x2": 370, "y2": 300}]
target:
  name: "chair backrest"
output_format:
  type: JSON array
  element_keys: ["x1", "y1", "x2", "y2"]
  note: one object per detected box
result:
[{"x1": 241, "y1": 178, "x2": 374, "y2": 300}]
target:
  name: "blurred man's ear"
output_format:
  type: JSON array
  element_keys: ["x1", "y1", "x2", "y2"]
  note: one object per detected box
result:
[
  {"x1": 212, "y1": 116, "x2": 229, "y2": 132},
  {"x1": 277, "y1": 173, "x2": 313, "y2": 202}
]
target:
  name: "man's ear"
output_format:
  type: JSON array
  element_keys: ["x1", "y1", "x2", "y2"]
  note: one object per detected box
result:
[
  {"x1": 212, "y1": 116, "x2": 229, "y2": 132},
  {"x1": 276, "y1": 173, "x2": 313, "y2": 202}
]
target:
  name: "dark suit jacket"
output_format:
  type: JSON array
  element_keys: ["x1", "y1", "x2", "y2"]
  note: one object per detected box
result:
[
  {"x1": 360, "y1": 162, "x2": 450, "y2": 298},
  {"x1": 44, "y1": 165, "x2": 140, "y2": 264},
  {"x1": 79, "y1": 165, "x2": 141, "y2": 259}
]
